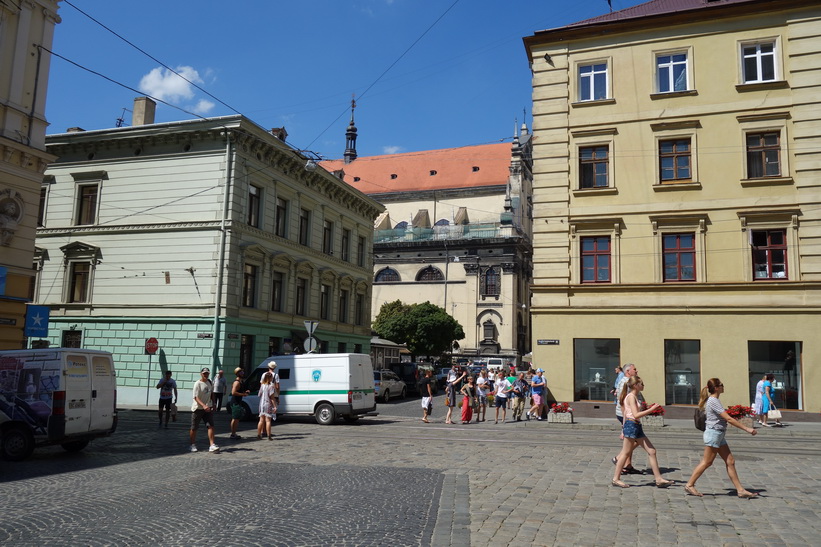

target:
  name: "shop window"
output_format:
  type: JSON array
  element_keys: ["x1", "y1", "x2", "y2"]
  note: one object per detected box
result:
[
  {"x1": 664, "y1": 340, "x2": 700, "y2": 405},
  {"x1": 748, "y1": 341, "x2": 801, "y2": 410},
  {"x1": 574, "y1": 338, "x2": 620, "y2": 401}
]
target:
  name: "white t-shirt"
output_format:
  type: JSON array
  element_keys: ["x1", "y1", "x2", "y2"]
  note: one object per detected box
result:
[
  {"x1": 191, "y1": 379, "x2": 213, "y2": 411},
  {"x1": 476, "y1": 377, "x2": 488, "y2": 396},
  {"x1": 494, "y1": 378, "x2": 512, "y2": 398}
]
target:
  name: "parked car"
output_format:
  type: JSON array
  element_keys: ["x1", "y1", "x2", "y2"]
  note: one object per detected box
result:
[
  {"x1": 374, "y1": 369, "x2": 406, "y2": 403},
  {"x1": 388, "y1": 362, "x2": 437, "y2": 395},
  {"x1": 435, "y1": 367, "x2": 450, "y2": 389}
]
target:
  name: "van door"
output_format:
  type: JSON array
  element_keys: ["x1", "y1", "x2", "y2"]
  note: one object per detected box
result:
[
  {"x1": 89, "y1": 354, "x2": 116, "y2": 432},
  {"x1": 63, "y1": 353, "x2": 92, "y2": 436}
]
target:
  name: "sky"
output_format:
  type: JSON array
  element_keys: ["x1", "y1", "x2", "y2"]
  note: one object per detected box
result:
[{"x1": 45, "y1": 0, "x2": 645, "y2": 161}]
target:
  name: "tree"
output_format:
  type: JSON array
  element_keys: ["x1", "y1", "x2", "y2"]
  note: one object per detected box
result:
[{"x1": 373, "y1": 300, "x2": 464, "y2": 359}]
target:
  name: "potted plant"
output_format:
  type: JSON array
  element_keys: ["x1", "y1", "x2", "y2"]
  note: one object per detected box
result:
[
  {"x1": 641, "y1": 402, "x2": 665, "y2": 427},
  {"x1": 547, "y1": 402, "x2": 574, "y2": 423},
  {"x1": 726, "y1": 405, "x2": 754, "y2": 429}
]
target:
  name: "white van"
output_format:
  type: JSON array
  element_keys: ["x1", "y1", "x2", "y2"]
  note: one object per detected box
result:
[
  {"x1": 227, "y1": 353, "x2": 376, "y2": 425},
  {"x1": 0, "y1": 349, "x2": 118, "y2": 461}
]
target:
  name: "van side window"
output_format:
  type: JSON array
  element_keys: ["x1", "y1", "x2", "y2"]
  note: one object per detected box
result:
[{"x1": 279, "y1": 368, "x2": 291, "y2": 380}]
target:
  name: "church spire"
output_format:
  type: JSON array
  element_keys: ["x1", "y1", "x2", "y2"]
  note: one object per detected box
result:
[{"x1": 344, "y1": 95, "x2": 358, "y2": 164}]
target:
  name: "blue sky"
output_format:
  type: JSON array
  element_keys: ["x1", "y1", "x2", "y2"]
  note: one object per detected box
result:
[{"x1": 45, "y1": 0, "x2": 643, "y2": 160}]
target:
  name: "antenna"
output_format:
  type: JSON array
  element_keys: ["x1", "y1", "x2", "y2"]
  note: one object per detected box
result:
[{"x1": 115, "y1": 107, "x2": 131, "y2": 128}]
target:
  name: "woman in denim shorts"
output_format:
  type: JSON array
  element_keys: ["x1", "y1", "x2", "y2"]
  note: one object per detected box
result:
[
  {"x1": 684, "y1": 378, "x2": 759, "y2": 498},
  {"x1": 611, "y1": 376, "x2": 673, "y2": 488}
]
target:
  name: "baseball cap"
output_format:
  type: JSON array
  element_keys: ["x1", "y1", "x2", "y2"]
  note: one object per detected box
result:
[
  {"x1": 536, "y1": 368, "x2": 544, "y2": 373},
  {"x1": 200, "y1": 367, "x2": 210, "y2": 374}
]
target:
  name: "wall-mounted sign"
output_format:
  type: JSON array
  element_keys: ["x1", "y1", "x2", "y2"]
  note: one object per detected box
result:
[
  {"x1": 197, "y1": 333, "x2": 213, "y2": 339},
  {"x1": 537, "y1": 339, "x2": 560, "y2": 345}
]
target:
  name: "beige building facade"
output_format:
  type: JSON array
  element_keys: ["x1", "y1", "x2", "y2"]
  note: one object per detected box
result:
[
  {"x1": 524, "y1": 0, "x2": 821, "y2": 413},
  {"x1": 0, "y1": 1, "x2": 60, "y2": 349}
]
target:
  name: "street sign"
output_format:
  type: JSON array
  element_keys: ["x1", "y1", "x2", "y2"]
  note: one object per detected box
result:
[
  {"x1": 24, "y1": 305, "x2": 49, "y2": 337},
  {"x1": 304, "y1": 320, "x2": 319, "y2": 336},
  {"x1": 304, "y1": 337, "x2": 318, "y2": 353},
  {"x1": 145, "y1": 337, "x2": 159, "y2": 354}
]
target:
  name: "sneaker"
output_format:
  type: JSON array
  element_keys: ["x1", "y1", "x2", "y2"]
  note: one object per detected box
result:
[
  {"x1": 189, "y1": 445, "x2": 198, "y2": 452},
  {"x1": 208, "y1": 444, "x2": 220, "y2": 453},
  {"x1": 229, "y1": 434, "x2": 242, "y2": 439}
]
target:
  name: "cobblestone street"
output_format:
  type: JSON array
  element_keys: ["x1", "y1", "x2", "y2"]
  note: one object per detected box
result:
[{"x1": 2, "y1": 399, "x2": 820, "y2": 546}]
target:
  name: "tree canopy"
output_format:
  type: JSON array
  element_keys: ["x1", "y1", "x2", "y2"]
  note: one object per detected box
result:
[{"x1": 372, "y1": 300, "x2": 464, "y2": 359}]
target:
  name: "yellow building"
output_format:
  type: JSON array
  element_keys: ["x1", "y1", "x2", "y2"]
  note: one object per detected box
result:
[
  {"x1": 0, "y1": 1, "x2": 60, "y2": 349},
  {"x1": 524, "y1": 0, "x2": 821, "y2": 415}
]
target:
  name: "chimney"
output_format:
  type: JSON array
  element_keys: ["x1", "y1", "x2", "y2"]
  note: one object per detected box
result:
[
  {"x1": 271, "y1": 127, "x2": 288, "y2": 141},
  {"x1": 132, "y1": 97, "x2": 156, "y2": 126}
]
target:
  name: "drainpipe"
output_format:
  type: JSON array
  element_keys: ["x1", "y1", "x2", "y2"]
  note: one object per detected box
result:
[{"x1": 212, "y1": 131, "x2": 234, "y2": 371}]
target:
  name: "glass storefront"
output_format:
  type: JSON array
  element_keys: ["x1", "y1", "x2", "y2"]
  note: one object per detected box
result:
[
  {"x1": 664, "y1": 339, "x2": 700, "y2": 405},
  {"x1": 748, "y1": 341, "x2": 802, "y2": 410},
  {"x1": 574, "y1": 338, "x2": 620, "y2": 401}
]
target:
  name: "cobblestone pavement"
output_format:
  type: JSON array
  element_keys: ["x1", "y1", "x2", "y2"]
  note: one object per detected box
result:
[{"x1": 1, "y1": 400, "x2": 820, "y2": 546}]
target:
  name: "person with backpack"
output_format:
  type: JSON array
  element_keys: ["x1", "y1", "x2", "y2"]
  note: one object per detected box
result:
[{"x1": 684, "y1": 378, "x2": 758, "y2": 498}]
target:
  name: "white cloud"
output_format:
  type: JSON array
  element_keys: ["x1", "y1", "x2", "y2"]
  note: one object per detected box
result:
[
  {"x1": 191, "y1": 99, "x2": 215, "y2": 115},
  {"x1": 139, "y1": 66, "x2": 203, "y2": 102},
  {"x1": 383, "y1": 145, "x2": 403, "y2": 154}
]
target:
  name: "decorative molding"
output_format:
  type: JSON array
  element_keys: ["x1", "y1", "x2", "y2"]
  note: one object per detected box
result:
[{"x1": 0, "y1": 189, "x2": 24, "y2": 246}]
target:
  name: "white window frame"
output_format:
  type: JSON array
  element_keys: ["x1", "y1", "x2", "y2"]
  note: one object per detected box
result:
[
  {"x1": 655, "y1": 49, "x2": 691, "y2": 93},
  {"x1": 577, "y1": 59, "x2": 610, "y2": 102},
  {"x1": 739, "y1": 38, "x2": 779, "y2": 84}
]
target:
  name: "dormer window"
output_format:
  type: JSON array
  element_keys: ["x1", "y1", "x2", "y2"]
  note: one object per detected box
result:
[{"x1": 429, "y1": 170, "x2": 437, "y2": 176}]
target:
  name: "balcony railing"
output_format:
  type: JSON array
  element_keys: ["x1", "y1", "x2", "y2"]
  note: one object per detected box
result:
[{"x1": 374, "y1": 222, "x2": 517, "y2": 244}]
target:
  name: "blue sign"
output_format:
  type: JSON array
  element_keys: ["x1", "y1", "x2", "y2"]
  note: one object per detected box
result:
[
  {"x1": 0, "y1": 266, "x2": 6, "y2": 295},
  {"x1": 24, "y1": 305, "x2": 50, "y2": 338},
  {"x1": 312, "y1": 369, "x2": 321, "y2": 382}
]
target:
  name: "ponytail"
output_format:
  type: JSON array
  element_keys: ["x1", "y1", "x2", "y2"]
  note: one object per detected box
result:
[
  {"x1": 698, "y1": 377, "x2": 722, "y2": 409},
  {"x1": 619, "y1": 376, "x2": 642, "y2": 407}
]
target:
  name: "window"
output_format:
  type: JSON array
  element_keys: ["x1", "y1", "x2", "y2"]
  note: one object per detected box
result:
[
  {"x1": 752, "y1": 229, "x2": 787, "y2": 279},
  {"x1": 579, "y1": 146, "x2": 609, "y2": 188},
  {"x1": 341, "y1": 229, "x2": 351, "y2": 262},
  {"x1": 664, "y1": 340, "x2": 700, "y2": 405},
  {"x1": 579, "y1": 62, "x2": 608, "y2": 101},
  {"x1": 299, "y1": 209, "x2": 310, "y2": 246},
  {"x1": 268, "y1": 337, "x2": 281, "y2": 356},
  {"x1": 68, "y1": 262, "x2": 91, "y2": 303},
  {"x1": 275, "y1": 198, "x2": 288, "y2": 237},
  {"x1": 239, "y1": 335, "x2": 254, "y2": 370},
  {"x1": 248, "y1": 185, "x2": 261, "y2": 228},
  {"x1": 271, "y1": 271, "x2": 284, "y2": 312},
  {"x1": 748, "y1": 341, "x2": 801, "y2": 410},
  {"x1": 480, "y1": 267, "x2": 500, "y2": 296},
  {"x1": 295, "y1": 278, "x2": 307, "y2": 315},
  {"x1": 242, "y1": 264, "x2": 258, "y2": 307},
  {"x1": 375, "y1": 268, "x2": 400, "y2": 282},
  {"x1": 416, "y1": 266, "x2": 444, "y2": 281},
  {"x1": 338, "y1": 342, "x2": 347, "y2": 353},
  {"x1": 338, "y1": 289, "x2": 349, "y2": 323},
  {"x1": 320, "y1": 284, "x2": 330, "y2": 320},
  {"x1": 581, "y1": 236, "x2": 610, "y2": 283},
  {"x1": 357, "y1": 236, "x2": 366, "y2": 267},
  {"x1": 741, "y1": 41, "x2": 776, "y2": 83},
  {"x1": 657, "y1": 53, "x2": 688, "y2": 93},
  {"x1": 746, "y1": 132, "x2": 780, "y2": 178},
  {"x1": 76, "y1": 184, "x2": 98, "y2": 225},
  {"x1": 61, "y1": 329, "x2": 82, "y2": 348},
  {"x1": 574, "y1": 338, "x2": 620, "y2": 401},
  {"x1": 38, "y1": 185, "x2": 48, "y2": 227},
  {"x1": 354, "y1": 343, "x2": 363, "y2": 354},
  {"x1": 663, "y1": 233, "x2": 695, "y2": 282},
  {"x1": 659, "y1": 139, "x2": 691, "y2": 181},
  {"x1": 323, "y1": 220, "x2": 333, "y2": 255},
  {"x1": 355, "y1": 293, "x2": 365, "y2": 326}
]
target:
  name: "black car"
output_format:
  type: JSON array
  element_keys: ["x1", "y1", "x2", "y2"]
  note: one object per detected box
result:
[{"x1": 388, "y1": 362, "x2": 438, "y2": 395}]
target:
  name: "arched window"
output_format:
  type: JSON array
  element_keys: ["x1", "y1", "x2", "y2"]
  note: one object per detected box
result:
[
  {"x1": 434, "y1": 218, "x2": 450, "y2": 226},
  {"x1": 416, "y1": 266, "x2": 444, "y2": 281},
  {"x1": 374, "y1": 267, "x2": 401, "y2": 282},
  {"x1": 394, "y1": 221, "x2": 408, "y2": 230},
  {"x1": 480, "y1": 267, "x2": 500, "y2": 296}
]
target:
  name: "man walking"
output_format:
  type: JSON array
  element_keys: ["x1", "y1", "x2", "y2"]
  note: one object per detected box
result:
[
  {"x1": 528, "y1": 368, "x2": 547, "y2": 420},
  {"x1": 212, "y1": 369, "x2": 227, "y2": 412},
  {"x1": 511, "y1": 372, "x2": 529, "y2": 421},
  {"x1": 493, "y1": 371, "x2": 513, "y2": 424},
  {"x1": 419, "y1": 369, "x2": 433, "y2": 423},
  {"x1": 613, "y1": 363, "x2": 643, "y2": 475},
  {"x1": 156, "y1": 370, "x2": 177, "y2": 429},
  {"x1": 189, "y1": 367, "x2": 219, "y2": 453},
  {"x1": 229, "y1": 367, "x2": 250, "y2": 440}
]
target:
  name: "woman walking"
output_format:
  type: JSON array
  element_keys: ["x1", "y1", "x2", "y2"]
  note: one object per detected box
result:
[
  {"x1": 760, "y1": 373, "x2": 782, "y2": 427},
  {"x1": 257, "y1": 371, "x2": 277, "y2": 440},
  {"x1": 460, "y1": 376, "x2": 477, "y2": 424},
  {"x1": 684, "y1": 378, "x2": 758, "y2": 498},
  {"x1": 753, "y1": 374, "x2": 766, "y2": 425},
  {"x1": 611, "y1": 376, "x2": 673, "y2": 489},
  {"x1": 444, "y1": 365, "x2": 466, "y2": 424}
]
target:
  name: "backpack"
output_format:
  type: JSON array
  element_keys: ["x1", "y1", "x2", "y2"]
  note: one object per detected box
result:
[{"x1": 694, "y1": 407, "x2": 706, "y2": 431}]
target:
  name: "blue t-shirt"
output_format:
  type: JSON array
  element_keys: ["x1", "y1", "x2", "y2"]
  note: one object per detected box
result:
[{"x1": 531, "y1": 375, "x2": 545, "y2": 395}]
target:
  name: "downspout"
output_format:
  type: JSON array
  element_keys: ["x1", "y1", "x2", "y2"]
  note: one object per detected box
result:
[{"x1": 212, "y1": 131, "x2": 233, "y2": 371}]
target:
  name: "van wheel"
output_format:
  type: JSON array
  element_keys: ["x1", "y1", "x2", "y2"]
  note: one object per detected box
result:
[
  {"x1": 315, "y1": 403, "x2": 336, "y2": 425},
  {"x1": 61, "y1": 439, "x2": 90, "y2": 452},
  {"x1": 381, "y1": 390, "x2": 390, "y2": 403},
  {"x1": 1, "y1": 426, "x2": 35, "y2": 461}
]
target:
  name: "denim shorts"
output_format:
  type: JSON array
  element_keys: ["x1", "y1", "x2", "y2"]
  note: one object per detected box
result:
[
  {"x1": 703, "y1": 428, "x2": 728, "y2": 448},
  {"x1": 622, "y1": 419, "x2": 645, "y2": 439}
]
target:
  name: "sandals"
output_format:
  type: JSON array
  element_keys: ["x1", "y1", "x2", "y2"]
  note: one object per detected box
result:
[
  {"x1": 655, "y1": 479, "x2": 674, "y2": 488},
  {"x1": 611, "y1": 479, "x2": 630, "y2": 488},
  {"x1": 684, "y1": 484, "x2": 703, "y2": 497},
  {"x1": 738, "y1": 491, "x2": 758, "y2": 499}
]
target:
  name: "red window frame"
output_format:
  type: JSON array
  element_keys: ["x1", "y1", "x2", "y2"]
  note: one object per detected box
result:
[
  {"x1": 662, "y1": 233, "x2": 695, "y2": 282},
  {"x1": 581, "y1": 236, "x2": 611, "y2": 283},
  {"x1": 752, "y1": 229, "x2": 787, "y2": 280}
]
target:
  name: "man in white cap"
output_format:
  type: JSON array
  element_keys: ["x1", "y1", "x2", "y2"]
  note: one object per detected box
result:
[
  {"x1": 528, "y1": 368, "x2": 547, "y2": 420},
  {"x1": 189, "y1": 367, "x2": 219, "y2": 453}
]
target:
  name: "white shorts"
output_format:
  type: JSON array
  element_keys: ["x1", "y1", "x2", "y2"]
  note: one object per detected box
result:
[{"x1": 422, "y1": 396, "x2": 432, "y2": 409}]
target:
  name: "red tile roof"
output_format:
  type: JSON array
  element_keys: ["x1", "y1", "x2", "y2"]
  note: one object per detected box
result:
[{"x1": 320, "y1": 142, "x2": 511, "y2": 195}]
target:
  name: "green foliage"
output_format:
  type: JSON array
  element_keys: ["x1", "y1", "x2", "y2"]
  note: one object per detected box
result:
[{"x1": 372, "y1": 300, "x2": 464, "y2": 358}]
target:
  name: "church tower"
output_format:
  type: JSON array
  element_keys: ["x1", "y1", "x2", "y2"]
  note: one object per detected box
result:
[{"x1": 344, "y1": 96, "x2": 358, "y2": 164}]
